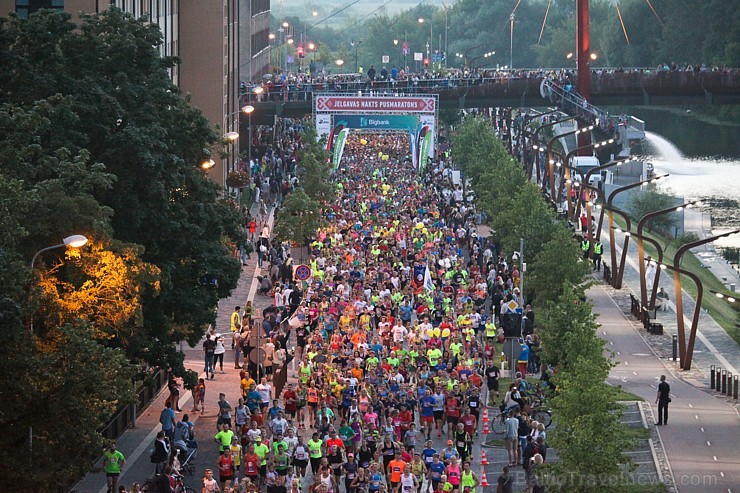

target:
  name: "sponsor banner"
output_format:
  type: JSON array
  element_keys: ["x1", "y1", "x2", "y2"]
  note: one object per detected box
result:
[
  {"x1": 316, "y1": 95, "x2": 436, "y2": 114},
  {"x1": 332, "y1": 128, "x2": 350, "y2": 169},
  {"x1": 316, "y1": 114, "x2": 331, "y2": 141},
  {"x1": 419, "y1": 128, "x2": 433, "y2": 173},
  {"x1": 334, "y1": 114, "x2": 419, "y2": 131}
]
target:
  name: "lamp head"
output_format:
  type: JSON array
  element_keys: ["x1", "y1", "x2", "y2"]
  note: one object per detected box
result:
[{"x1": 64, "y1": 235, "x2": 89, "y2": 248}]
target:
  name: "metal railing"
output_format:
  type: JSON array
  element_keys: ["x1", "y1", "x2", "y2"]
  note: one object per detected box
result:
[
  {"x1": 99, "y1": 368, "x2": 167, "y2": 440},
  {"x1": 241, "y1": 69, "x2": 740, "y2": 104}
]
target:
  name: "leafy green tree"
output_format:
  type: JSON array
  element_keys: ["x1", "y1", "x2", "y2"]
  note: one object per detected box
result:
[
  {"x1": 0, "y1": 9, "x2": 242, "y2": 366},
  {"x1": 528, "y1": 225, "x2": 590, "y2": 304},
  {"x1": 545, "y1": 356, "x2": 635, "y2": 493},
  {"x1": 273, "y1": 189, "x2": 324, "y2": 248},
  {"x1": 540, "y1": 285, "x2": 605, "y2": 371},
  {"x1": 626, "y1": 186, "x2": 679, "y2": 234},
  {"x1": 489, "y1": 183, "x2": 558, "y2": 261}
]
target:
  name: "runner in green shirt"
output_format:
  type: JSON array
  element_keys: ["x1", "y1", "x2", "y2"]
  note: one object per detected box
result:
[{"x1": 103, "y1": 442, "x2": 125, "y2": 493}]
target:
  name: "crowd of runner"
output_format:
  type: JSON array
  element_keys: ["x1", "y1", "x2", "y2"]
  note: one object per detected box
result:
[{"x1": 108, "y1": 125, "x2": 551, "y2": 493}]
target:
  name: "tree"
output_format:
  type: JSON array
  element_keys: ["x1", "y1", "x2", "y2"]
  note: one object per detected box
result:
[
  {"x1": 272, "y1": 189, "x2": 323, "y2": 248},
  {"x1": 528, "y1": 226, "x2": 591, "y2": 304},
  {"x1": 0, "y1": 9, "x2": 243, "y2": 367},
  {"x1": 539, "y1": 285, "x2": 607, "y2": 372},
  {"x1": 626, "y1": 186, "x2": 679, "y2": 235},
  {"x1": 0, "y1": 325, "x2": 136, "y2": 490},
  {"x1": 544, "y1": 357, "x2": 635, "y2": 493},
  {"x1": 489, "y1": 183, "x2": 558, "y2": 260}
]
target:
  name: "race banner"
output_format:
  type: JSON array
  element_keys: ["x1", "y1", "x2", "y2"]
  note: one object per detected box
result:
[
  {"x1": 332, "y1": 128, "x2": 350, "y2": 170},
  {"x1": 419, "y1": 130, "x2": 432, "y2": 173},
  {"x1": 315, "y1": 95, "x2": 436, "y2": 114}
]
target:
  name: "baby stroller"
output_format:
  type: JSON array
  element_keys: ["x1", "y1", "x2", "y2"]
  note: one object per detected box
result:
[{"x1": 173, "y1": 438, "x2": 198, "y2": 475}]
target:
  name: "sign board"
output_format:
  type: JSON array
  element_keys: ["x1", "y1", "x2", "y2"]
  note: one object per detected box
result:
[
  {"x1": 382, "y1": 55, "x2": 390, "y2": 64},
  {"x1": 294, "y1": 264, "x2": 311, "y2": 281},
  {"x1": 315, "y1": 95, "x2": 436, "y2": 114},
  {"x1": 402, "y1": 47, "x2": 409, "y2": 55},
  {"x1": 286, "y1": 55, "x2": 294, "y2": 64},
  {"x1": 432, "y1": 54, "x2": 442, "y2": 62},
  {"x1": 334, "y1": 115, "x2": 419, "y2": 131},
  {"x1": 414, "y1": 52, "x2": 423, "y2": 61}
]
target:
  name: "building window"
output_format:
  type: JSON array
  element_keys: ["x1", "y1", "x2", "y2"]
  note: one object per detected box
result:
[{"x1": 16, "y1": 0, "x2": 64, "y2": 18}]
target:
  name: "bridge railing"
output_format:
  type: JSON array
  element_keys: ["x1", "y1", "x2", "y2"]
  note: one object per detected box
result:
[{"x1": 242, "y1": 69, "x2": 740, "y2": 105}]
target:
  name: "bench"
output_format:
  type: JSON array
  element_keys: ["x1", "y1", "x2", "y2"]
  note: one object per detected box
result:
[{"x1": 641, "y1": 306, "x2": 663, "y2": 335}]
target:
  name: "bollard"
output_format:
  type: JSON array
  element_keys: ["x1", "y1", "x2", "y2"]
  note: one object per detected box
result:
[
  {"x1": 722, "y1": 370, "x2": 727, "y2": 394},
  {"x1": 728, "y1": 373, "x2": 733, "y2": 396},
  {"x1": 734, "y1": 375, "x2": 738, "y2": 400},
  {"x1": 672, "y1": 335, "x2": 678, "y2": 362},
  {"x1": 710, "y1": 365, "x2": 716, "y2": 389}
]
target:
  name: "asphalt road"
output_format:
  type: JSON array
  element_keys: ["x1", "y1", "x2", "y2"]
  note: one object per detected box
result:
[{"x1": 590, "y1": 283, "x2": 740, "y2": 493}]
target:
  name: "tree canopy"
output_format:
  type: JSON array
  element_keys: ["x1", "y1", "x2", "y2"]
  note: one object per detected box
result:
[{"x1": 0, "y1": 9, "x2": 242, "y2": 488}]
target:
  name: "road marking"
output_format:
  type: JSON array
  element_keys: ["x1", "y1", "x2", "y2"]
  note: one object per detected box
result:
[
  {"x1": 688, "y1": 403, "x2": 693, "y2": 408},
  {"x1": 617, "y1": 351, "x2": 621, "y2": 355},
  {"x1": 603, "y1": 331, "x2": 607, "y2": 335},
  {"x1": 701, "y1": 427, "x2": 705, "y2": 432},
  {"x1": 624, "y1": 361, "x2": 629, "y2": 366},
  {"x1": 695, "y1": 415, "x2": 699, "y2": 420},
  {"x1": 720, "y1": 472, "x2": 724, "y2": 477},
  {"x1": 707, "y1": 441, "x2": 711, "y2": 446},
  {"x1": 610, "y1": 341, "x2": 614, "y2": 345},
  {"x1": 713, "y1": 455, "x2": 717, "y2": 461},
  {"x1": 632, "y1": 371, "x2": 637, "y2": 376}
]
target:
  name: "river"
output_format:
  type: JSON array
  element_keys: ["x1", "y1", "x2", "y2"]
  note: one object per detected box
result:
[{"x1": 621, "y1": 107, "x2": 740, "y2": 250}]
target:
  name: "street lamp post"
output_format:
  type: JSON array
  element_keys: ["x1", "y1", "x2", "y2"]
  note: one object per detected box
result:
[
  {"x1": 636, "y1": 200, "x2": 702, "y2": 309},
  {"x1": 242, "y1": 105, "x2": 255, "y2": 165},
  {"x1": 672, "y1": 230, "x2": 739, "y2": 370},
  {"x1": 30, "y1": 235, "x2": 89, "y2": 334},
  {"x1": 597, "y1": 175, "x2": 669, "y2": 289},
  {"x1": 350, "y1": 40, "x2": 361, "y2": 73},
  {"x1": 509, "y1": 13, "x2": 515, "y2": 69}
]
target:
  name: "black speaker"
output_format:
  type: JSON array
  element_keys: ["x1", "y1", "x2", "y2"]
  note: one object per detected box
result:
[{"x1": 502, "y1": 313, "x2": 522, "y2": 338}]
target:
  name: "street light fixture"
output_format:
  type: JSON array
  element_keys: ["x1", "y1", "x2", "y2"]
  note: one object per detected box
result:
[
  {"x1": 224, "y1": 131, "x2": 239, "y2": 141},
  {"x1": 282, "y1": 21, "x2": 289, "y2": 28},
  {"x1": 201, "y1": 159, "x2": 215, "y2": 170},
  {"x1": 29, "y1": 234, "x2": 89, "y2": 333},
  {"x1": 673, "y1": 231, "x2": 739, "y2": 370},
  {"x1": 312, "y1": 10, "x2": 318, "y2": 16},
  {"x1": 635, "y1": 200, "x2": 703, "y2": 309},
  {"x1": 242, "y1": 105, "x2": 255, "y2": 165}
]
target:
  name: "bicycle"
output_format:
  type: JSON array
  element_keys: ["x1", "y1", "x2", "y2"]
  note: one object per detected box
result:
[{"x1": 141, "y1": 473, "x2": 197, "y2": 493}]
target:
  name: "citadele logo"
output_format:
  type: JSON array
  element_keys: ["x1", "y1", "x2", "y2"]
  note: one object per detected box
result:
[{"x1": 360, "y1": 117, "x2": 368, "y2": 127}]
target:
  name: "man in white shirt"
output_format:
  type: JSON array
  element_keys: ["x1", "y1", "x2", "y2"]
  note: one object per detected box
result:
[
  {"x1": 392, "y1": 323, "x2": 408, "y2": 346},
  {"x1": 256, "y1": 379, "x2": 272, "y2": 409}
]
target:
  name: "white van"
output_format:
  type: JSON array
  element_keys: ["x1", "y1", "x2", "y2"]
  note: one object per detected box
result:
[{"x1": 571, "y1": 156, "x2": 602, "y2": 186}]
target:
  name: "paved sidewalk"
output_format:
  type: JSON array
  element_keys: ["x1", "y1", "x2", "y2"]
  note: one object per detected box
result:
[
  {"x1": 589, "y1": 282, "x2": 740, "y2": 493},
  {"x1": 74, "y1": 207, "x2": 276, "y2": 493},
  {"x1": 604, "y1": 225, "x2": 740, "y2": 376}
]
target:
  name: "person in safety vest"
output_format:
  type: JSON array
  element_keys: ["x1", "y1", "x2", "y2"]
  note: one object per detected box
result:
[
  {"x1": 580, "y1": 238, "x2": 590, "y2": 259},
  {"x1": 592, "y1": 240, "x2": 603, "y2": 271}
]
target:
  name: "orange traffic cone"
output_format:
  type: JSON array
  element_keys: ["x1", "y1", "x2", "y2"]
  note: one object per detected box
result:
[
  {"x1": 480, "y1": 468, "x2": 489, "y2": 487},
  {"x1": 480, "y1": 449, "x2": 489, "y2": 465},
  {"x1": 482, "y1": 408, "x2": 489, "y2": 423},
  {"x1": 483, "y1": 420, "x2": 490, "y2": 435}
]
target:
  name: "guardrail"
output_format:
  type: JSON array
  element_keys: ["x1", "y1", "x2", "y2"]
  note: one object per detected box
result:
[
  {"x1": 241, "y1": 70, "x2": 740, "y2": 104},
  {"x1": 99, "y1": 368, "x2": 167, "y2": 440}
]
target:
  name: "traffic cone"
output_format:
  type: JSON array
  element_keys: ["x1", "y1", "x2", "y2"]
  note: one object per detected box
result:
[
  {"x1": 482, "y1": 408, "x2": 489, "y2": 423},
  {"x1": 483, "y1": 420, "x2": 490, "y2": 435},
  {"x1": 480, "y1": 468, "x2": 489, "y2": 487},
  {"x1": 480, "y1": 449, "x2": 489, "y2": 465}
]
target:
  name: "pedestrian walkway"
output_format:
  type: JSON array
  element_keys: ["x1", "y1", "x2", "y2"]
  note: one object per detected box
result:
[
  {"x1": 74, "y1": 207, "x2": 276, "y2": 493},
  {"x1": 588, "y1": 281, "x2": 740, "y2": 492},
  {"x1": 604, "y1": 225, "x2": 740, "y2": 375}
]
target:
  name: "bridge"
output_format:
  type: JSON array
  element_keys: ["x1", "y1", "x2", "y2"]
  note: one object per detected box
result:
[{"x1": 243, "y1": 70, "x2": 740, "y2": 121}]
